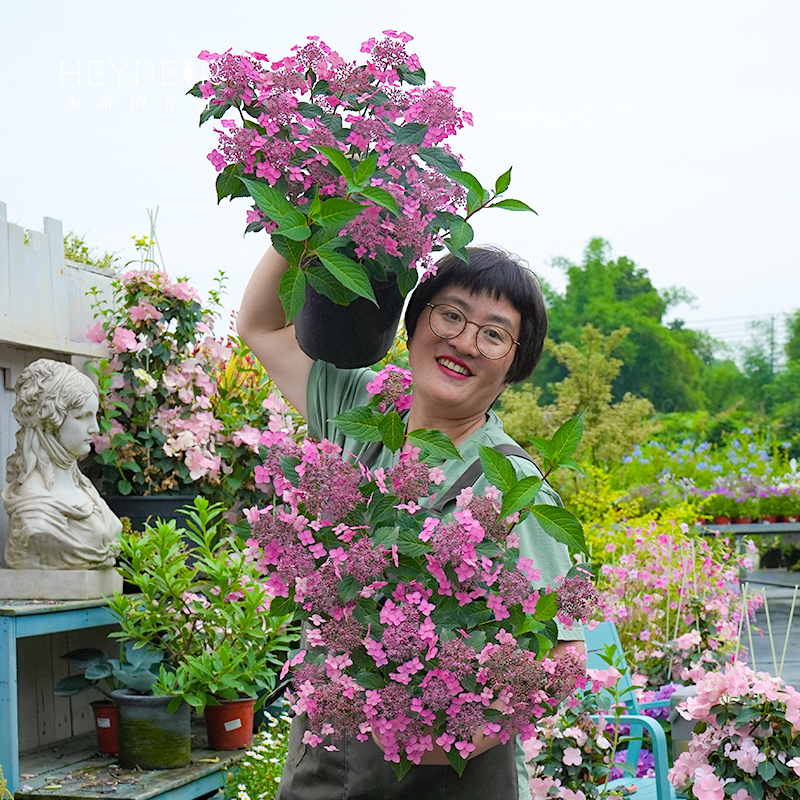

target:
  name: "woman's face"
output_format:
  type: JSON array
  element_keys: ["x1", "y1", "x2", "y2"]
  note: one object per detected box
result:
[
  {"x1": 408, "y1": 286, "x2": 520, "y2": 421},
  {"x1": 57, "y1": 394, "x2": 100, "y2": 457}
]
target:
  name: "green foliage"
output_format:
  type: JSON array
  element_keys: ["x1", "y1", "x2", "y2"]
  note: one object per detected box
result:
[
  {"x1": 108, "y1": 497, "x2": 297, "y2": 713},
  {"x1": 526, "y1": 644, "x2": 641, "y2": 795},
  {"x1": 498, "y1": 325, "x2": 656, "y2": 493},
  {"x1": 0, "y1": 764, "x2": 13, "y2": 800},
  {"x1": 787, "y1": 309, "x2": 800, "y2": 363},
  {"x1": 542, "y1": 238, "x2": 707, "y2": 412},
  {"x1": 54, "y1": 648, "x2": 118, "y2": 699},
  {"x1": 63, "y1": 230, "x2": 118, "y2": 270},
  {"x1": 221, "y1": 711, "x2": 292, "y2": 800}
]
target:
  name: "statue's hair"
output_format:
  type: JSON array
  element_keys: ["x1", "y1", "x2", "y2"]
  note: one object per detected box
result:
[{"x1": 5, "y1": 359, "x2": 98, "y2": 490}]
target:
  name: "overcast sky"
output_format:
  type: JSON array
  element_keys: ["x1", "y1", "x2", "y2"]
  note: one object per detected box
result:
[{"x1": 1, "y1": 0, "x2": 797, "y2": 354}]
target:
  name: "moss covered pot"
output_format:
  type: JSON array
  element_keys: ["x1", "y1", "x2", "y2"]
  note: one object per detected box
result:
[{"x1": 112, "y1": 689, "x2": 190, "y2": 769}]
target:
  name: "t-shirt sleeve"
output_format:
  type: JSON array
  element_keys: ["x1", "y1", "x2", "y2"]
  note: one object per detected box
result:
[{"x1": 306, "y1": 360, "x2": 373, "y2": 444}]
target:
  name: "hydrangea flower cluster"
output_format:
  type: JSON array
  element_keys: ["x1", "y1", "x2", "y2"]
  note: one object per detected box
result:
[
  {"x1": 669, "y1": 661, "x2": 800, "y2": 800},
  {"x1": 523, "y1": 665, "x2": 650, "y2": 799},
  {"x1": 193, "y1": 32, "x2": 534, "y2": 321},
  {"x1": 244, "y1": 408, "x2": 593, "y2": 777},
  {"x1": 84, "y1": 251, "x2": 303, "y2": 512},
  {"x1": 595, "y1": 523, "x2": 764, "y2": 688}
]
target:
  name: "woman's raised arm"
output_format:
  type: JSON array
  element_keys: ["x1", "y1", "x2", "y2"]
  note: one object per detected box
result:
[{"x1": 237, "y1": 247, "x2": 313, "y2": 418}]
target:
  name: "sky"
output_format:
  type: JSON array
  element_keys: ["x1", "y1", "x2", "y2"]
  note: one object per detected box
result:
[{"x1": 1, "y1": 0, "x2": 798, "y2": 356}]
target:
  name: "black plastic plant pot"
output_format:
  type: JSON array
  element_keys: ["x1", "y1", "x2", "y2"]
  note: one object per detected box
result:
[
  {"x1": 294, "y1": 277, "x2": 404, "y2": 369},
  {"x1": 103, "y1": 495, "x2": 198, "y2": 534}
]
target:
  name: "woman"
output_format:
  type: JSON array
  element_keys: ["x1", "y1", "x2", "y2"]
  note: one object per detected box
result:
[
  {"x1": 2, "y1": 359, "x2": 121, "y2": 570},
  {"x1": 238, "y1": 246, "x2": 585, "y2": 800}
]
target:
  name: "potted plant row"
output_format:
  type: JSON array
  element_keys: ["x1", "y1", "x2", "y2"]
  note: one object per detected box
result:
[
  {"x1": 55, "y1": 642, "x2": 165, "y2": 757},
  {"x1": 700, "y1": 487, "x2": 800, "y2": 525},
  {"x1": 91, "y1": 498, "x2": 296, "y2": 768}
]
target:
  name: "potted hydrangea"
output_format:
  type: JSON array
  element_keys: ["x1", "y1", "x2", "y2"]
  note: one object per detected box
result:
[
  {"x1": 193, "y1": 31, "x2": 535, "y2": 367},
  {"x1": 83, "y1": 235, "x2": 303, "y2": 522},
  {"x1": 245, "y1": 367, "x2": 596, "y2": 778},
  {"x1": 669, "y1": 661, "x2": 800, "y2": 799}
]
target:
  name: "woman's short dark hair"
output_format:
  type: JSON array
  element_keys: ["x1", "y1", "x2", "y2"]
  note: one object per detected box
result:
[{"x1": 404, "y1": 246, "x2": 548, "y2": 385}]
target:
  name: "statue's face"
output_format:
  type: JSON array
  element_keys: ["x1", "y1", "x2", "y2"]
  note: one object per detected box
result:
[{"x1": 57, "y1": 394, "x2": 100, "y2": 457}]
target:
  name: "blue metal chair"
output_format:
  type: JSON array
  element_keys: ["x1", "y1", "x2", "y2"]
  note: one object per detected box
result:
[{"x1": 584, "y1": 621, "x2": 678, "y2": 800}]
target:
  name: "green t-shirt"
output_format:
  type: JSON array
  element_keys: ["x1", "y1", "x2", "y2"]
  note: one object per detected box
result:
[
  {"x1": 306, "y1": 360, "x2": 579, "y2": 613},
  {"x1": 306, "y1": 361, "x2": 582, "y2": 800}
]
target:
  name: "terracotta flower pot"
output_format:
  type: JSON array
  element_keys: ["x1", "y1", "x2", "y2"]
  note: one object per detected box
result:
[
  {"x1": 293, "y1": 277, "x2": 404, "y2": 369},
  {"x1": 713, "y1": 516, "x2": 731, "y2": 525},
  {"x1": 91, "y1": 700, "x2": 119, "y2": 756},
  {"x1": 204, "y1": 697, "x2": 256, "y2": 750}
]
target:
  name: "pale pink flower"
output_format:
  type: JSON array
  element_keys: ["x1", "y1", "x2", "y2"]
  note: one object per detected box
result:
[
  {"x1": 232, "y1": 424, "x2": 262, "y2": 452},
  {"x1": 111, "y1": 327, "x2": 138, "y2": 352},
  {"x1": 691, "y1": 764, "x2": 727, "y2": 800},
  {"x1": 562, "y1": 746, "x2": 582, "y2": 766},
  {"x1": 165, "y1": 279, "x2": 200, "y2": 302},
  {"x1": 86, "y1": 321, "x2": 106, "y2": 343}
]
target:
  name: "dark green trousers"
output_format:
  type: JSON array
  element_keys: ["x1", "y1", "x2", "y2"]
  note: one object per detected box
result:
[{"x1": 276, "y1": 718, "x2": 518, "y2": 800}]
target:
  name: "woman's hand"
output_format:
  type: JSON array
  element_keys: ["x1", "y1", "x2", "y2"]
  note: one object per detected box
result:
[
  {"x1": 369, "y1": 640, "x2": 586, "y2": 766},
  {"x1": 371, "y1": 698, "x2": 505, "y2": 766}
]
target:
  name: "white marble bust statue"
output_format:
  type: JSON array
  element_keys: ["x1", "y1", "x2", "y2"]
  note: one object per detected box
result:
[{"x1": 2, "y1": 359, "x2": 122, "y2": 570}]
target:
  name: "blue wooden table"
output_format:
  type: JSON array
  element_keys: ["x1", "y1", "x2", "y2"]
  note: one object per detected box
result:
[
  {"x1": 1, "y1": 599, "x2": 116, "y2": 795},
  {"x1": 1, "y1": 600, "x2": 242, "y2": 800}
]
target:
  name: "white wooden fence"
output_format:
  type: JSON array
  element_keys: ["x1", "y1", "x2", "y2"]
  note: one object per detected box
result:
[
  {"x1": 0, "y1": 200, "x2": 114, "y2": 563},
  {"x1": 0, "y1": 201, "x2": 117, "y2": 751}
]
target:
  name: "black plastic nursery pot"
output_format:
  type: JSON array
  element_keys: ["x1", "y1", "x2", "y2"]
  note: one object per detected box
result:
[
  {"x1": 294, "y1": 277, "x2": 404, "y2": 369},
  {"x1": 112, "y1": 690, "x2": 191, "y2": 769},
  {"x1": 103, "y1": 495, "x2": 198, "y2": 534}
]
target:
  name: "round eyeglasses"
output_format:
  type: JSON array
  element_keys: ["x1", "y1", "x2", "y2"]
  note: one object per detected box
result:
[{"x1": 427, "y1": 303, "x2": 520, "y2": 359}]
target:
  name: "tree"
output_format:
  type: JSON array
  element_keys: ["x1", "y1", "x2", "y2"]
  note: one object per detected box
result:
[
  {"x1": 540, "y1": 239, "x2": 707, "y2": 412},
  {"x1": 499, "y1": 325, "x2": 655, "y2": 466},
  {"x1": 785, "y1": 309, "x2": 800, "y2": 363}
]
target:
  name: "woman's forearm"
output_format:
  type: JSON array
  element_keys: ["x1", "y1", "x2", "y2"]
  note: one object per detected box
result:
[{"x1": 237, "y1": 246, "x2": 313, "y2": 417}]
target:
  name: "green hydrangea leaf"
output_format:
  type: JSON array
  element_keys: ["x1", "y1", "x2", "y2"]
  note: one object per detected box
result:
[
  {"x1": 332, "y1": 407, "x2": 384, "y2": 441},
  {"x1": 500, "y1": 475, "x2": 543, "y2": 518},
  {"x1": 529, "y1": 505, "x2": 586, "y2": 553},
  {"x1": 379, "y1": 411, "x2": 405, "y2": 452},
  {"x1": 278, "y1": 266, "x2": 307, "y2": 322},
  {"x1": 353, "y1": 186, "x2": 399, "y2": 215},
  {"x1": 275, "y1": 209, "x2": 312, "y2": 241},
  {"x1": 316, "y1": 145, "x2": 354, "y2": 181},
  {"x1": 494, "y1": 167, "x2": 513, "y2": 195},
  {"x1": 406, "y1": 429, "x2": 462, "y2": 462},
  {"x1": 313, "y1": 198, "x2": 365, "y2": 230},
  {"x1": 316, "y1": 250, "x2": 377, "y2": 304},
  {"x1": 305, "y1": 263, "x2": 357, "y2": 305},
  {"x1": 418, "y1": 147, "x2": 461, "y2": 174},
  {"x1": 240, "y1": 177, "x2": 293, "y2": 222},
  {"x1": 447, "y1": 170, "x2": 485, "y2": 200},
  {"x1": 477, "y1": 445, "x2": 517, "y2": 494},
  {"x1": 488, "y1": 198, "x2": 537, "y2": 213}
]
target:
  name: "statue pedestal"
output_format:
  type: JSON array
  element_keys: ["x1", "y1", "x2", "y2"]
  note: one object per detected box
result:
[{"x1": 0, "y1": 568, "x2": 121, "y2": 600}]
